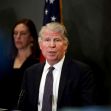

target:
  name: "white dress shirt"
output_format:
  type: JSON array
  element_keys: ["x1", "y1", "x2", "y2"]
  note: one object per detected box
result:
[{"x1": 38, "y1": 56, "x2": 65, "y2": 111}]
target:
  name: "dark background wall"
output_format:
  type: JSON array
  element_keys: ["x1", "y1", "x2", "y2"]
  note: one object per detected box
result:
[{"x1": 0, "y1": 0, "x2": 111, "y2": 105}]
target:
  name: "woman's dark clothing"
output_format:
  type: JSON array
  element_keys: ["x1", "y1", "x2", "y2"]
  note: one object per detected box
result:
[{"x1": 0, "y1": 54, "x2": 39, "y2": 110}]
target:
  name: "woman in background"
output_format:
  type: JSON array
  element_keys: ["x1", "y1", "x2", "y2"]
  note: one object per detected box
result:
[{"x1": 1, "y1": 18, "x2": 40, "y2": 110}]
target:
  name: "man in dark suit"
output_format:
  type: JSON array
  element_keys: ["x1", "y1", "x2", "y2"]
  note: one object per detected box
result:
[{"x1": 18, "y1": 22, "x2": 94, "y2": 111}]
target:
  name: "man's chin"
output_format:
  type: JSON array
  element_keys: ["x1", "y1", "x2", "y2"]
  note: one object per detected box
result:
[{"x1": 47, "y1": 56, "x2": 57, "y2": 61}]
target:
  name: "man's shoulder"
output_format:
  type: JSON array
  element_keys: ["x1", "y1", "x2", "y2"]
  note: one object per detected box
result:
[
  {"x1": 64, "y1": 56, "x2": 91, "y2": 72},
  {"x1": 25, "y1": 62, "x2": 44, "y2": 72},
  {"x1": 65, "y1": 56, "x2": 90, "y2": 67}
]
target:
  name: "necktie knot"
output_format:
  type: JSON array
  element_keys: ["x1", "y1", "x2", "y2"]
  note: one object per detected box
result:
[{"x1": 49, "y1": 66, "x2": 54, "y2": 71}]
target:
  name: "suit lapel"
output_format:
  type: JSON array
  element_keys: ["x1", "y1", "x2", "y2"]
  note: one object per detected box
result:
[
  {"x1": 33, "y1": 63, "x2": 45, "y2": 108},
  {"x1": 57, "y1": 57, "x2": 70, "y2": 108},
  {"x1": 34, "y1": 63, "x2": 45, "y2": 94}
]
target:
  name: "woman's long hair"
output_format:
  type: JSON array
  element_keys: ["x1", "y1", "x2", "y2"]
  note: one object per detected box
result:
[{"x1": 11, "y1": 18, "x2": 40, "y2": 59}]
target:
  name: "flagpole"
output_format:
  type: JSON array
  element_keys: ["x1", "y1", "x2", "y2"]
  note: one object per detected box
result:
[{"x1": 59, "y1": 0, "x2": 63, "y2": 23}]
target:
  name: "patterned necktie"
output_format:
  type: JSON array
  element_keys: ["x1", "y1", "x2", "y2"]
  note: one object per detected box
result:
[{"x1": 42, "y1": 66, "x2": 54, "y2": 111}]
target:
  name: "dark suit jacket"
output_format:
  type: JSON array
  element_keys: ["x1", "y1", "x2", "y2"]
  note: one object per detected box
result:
[
  {"x1": 0, "y1": 54, "x2": 39, "y2": 110},
  {"x1": 18, "y1": 56, "x2": 94, "y2": 111}
]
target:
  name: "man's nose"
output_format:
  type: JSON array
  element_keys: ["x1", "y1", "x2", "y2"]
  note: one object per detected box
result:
[{"x1": 49, "y1": 40, "x2": 56, "y2": 47}]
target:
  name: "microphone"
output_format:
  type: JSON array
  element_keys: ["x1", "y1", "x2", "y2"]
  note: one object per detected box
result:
[{"x1": 17, "y1": 89, "x2": 25, "y2": 110}]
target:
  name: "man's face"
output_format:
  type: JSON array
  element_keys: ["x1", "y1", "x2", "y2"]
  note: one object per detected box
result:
[{"x1": 39, "y1": 29, "x2": 68, "y2": 65}]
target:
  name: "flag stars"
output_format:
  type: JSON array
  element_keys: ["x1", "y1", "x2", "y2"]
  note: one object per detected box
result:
[
  {"x1": 45, "y1": 9, "x2": 48, "y2": 15},
  {"x1": 43, "y1": 0, "x2": 60, "y2": 24},
  {"x1": 51, "y1": 16, "x2": 56, "y2": 21}
]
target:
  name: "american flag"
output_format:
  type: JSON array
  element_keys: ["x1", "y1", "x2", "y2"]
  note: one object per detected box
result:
[
  {"x1": 43, "y1": 0, "x2": 62, "y2": 25},
  {"x1": 40, "y1": 0, "x2": 62, "y2": 62}
]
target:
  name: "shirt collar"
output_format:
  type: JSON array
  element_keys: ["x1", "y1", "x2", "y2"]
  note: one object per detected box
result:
[{"x1": 44, "y1": 56, "x2": 65, "y2": 71}]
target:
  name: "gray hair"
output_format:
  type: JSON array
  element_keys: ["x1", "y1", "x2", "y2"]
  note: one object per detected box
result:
[{"x1": 38, "y1": 22, "x2": 69, "y2": 45}]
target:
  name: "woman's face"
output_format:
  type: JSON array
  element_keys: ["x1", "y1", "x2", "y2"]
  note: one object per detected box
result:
[{"x1": 13, "y1": 23, "x2": 33, "y2": 50}]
